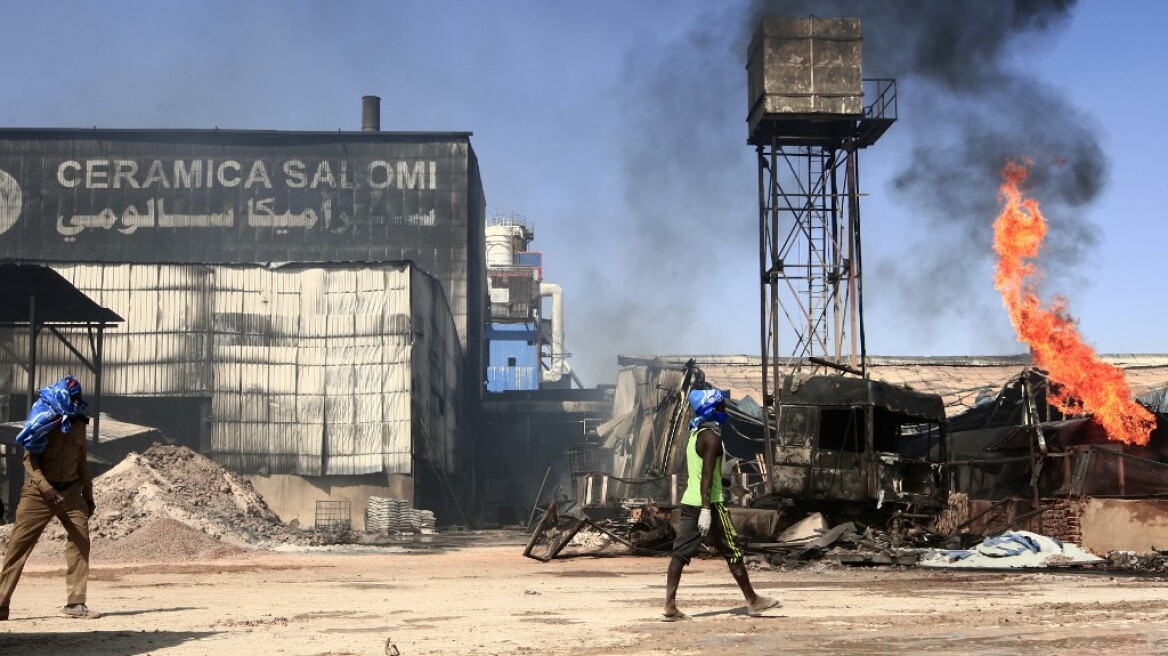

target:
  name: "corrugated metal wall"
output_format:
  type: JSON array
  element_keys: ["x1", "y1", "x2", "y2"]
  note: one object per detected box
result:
[
  {"x1": 208, "y1": 264, "x2": 415, "y2": 476},
  {"x1": 485, "y1": 323, "x2": 539, "y2": 392},
  {"x1": 14, "y1": 262, "x2": 464, "y2": 479},
  {"x1": 9, "y1": 263, "x2": 213, "y2": 396},
  {"x1": 0, "y1": 328, "x2": 12, "y2": 421},
  {"x1": 410, "y1": 267, "x2": 464, "y2": 477}
]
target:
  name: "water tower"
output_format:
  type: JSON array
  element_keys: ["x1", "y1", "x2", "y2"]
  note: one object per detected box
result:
[{"x1": 748, "y1": 16, "x2": 897, "y2": 476}]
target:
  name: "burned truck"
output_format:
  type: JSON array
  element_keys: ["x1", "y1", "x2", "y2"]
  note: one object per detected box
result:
[
  {"x1": 762, "y1": 373, "x2": 949, "y2": 521},
  {"x1": 595, "y1": 357, "x2": 950, "y2": 526}
]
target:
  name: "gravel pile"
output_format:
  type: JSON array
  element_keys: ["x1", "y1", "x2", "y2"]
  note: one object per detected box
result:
[
  {"x1": 89, "y1": 444, "x2": 306, "y2": 547},
  {"x1": 0, "y1": 444, "x2": 329, "y2": 563},
  {"x1": 101, "y1": 518, "x2": 253, "y2": 562}
]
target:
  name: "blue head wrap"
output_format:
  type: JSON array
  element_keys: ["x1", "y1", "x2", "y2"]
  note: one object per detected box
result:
[
  {"x1": 688, "y1": 388, "x2": 728, "y2": 430},
  {"x1": 14, "y1": 375, "x2": 88, "y2": 454}
]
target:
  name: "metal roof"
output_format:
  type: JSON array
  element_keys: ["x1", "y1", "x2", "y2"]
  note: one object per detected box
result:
[
  {"x1": 0, "y1": 414, "x2": 162, "y2": 445},
  {"x1": 0, "y1": 264, "x2": 123, "y2": 326},
  {"x1": 0, "y1": 127, "x2": 473, "y2": 140},
  {"x1": 617, "y1": 354, "x2": 1168, "y2": 417}
]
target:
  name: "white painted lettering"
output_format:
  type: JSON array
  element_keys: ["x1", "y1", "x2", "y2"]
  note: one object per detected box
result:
[
  {"x1": 339, "y1": 161, "x2": 358, "y2": 189},
  {"x1": 217, "y1": 160, "x2": 241, "y2": 187},
  {"x1": 52, "y1": 157, "x2": 436, "y2": 192},
  {"x1": 142, "y1": 160, "x2": 171, "y2": 188},
  {"x1": 112, "y1": 160, "x2": 139, "y2": 189},
  {"x1": 57, "y1": 161, "x2": 81, "y2": 188},
  {"x1": 396, "y1": 161, "x2": 426, "y2": 189},
  {"x1": 310, "y1": 161, "x2": 336, "y2": 189},
  {"x1": 283, "y1": 160, "x2": 307, "y2": 188},
  {"x1": 244, "y1": 160, "x2": 272, "y2": 189},
  {"x1": 174, "y1": 160, "x2": 203, "y2": 188},
  {"x1": 85, "y1": 161, "x2": 109, "y2": 189},
  {"x1": 368, "y1": 161, "x2": 393, "y2": 188}
]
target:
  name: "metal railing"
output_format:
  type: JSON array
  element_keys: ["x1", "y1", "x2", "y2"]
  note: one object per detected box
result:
[{"x1": 863, "y1": 78, "x2": 898, "y2": 122}]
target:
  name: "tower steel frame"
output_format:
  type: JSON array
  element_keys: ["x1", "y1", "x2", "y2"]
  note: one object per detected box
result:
[
  {"x1": 754, "y1": 78, "x2": 897, "y2": 492},
  {"x1": 758, "y1": 139, "x2": 864, "y2": 380}
]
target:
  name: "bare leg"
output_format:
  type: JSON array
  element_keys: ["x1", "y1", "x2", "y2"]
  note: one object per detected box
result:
[
  {"x1": 663, "y1": 556, "x2": 685, "y2": 617},
  {"x1": 729, "y1": 560, "x2": 782, "y2": 614},
  {"x1": 727, "y1": 560, "x2": 760, "y2": 605}
]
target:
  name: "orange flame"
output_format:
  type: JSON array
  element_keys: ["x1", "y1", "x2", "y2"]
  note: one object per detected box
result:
[{"x1": 993, "y1": 160, "x2": 1153, "y2": 446}]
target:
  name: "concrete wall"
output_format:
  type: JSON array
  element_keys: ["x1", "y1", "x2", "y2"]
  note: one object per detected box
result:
[
  {"x1": 250, "y1": 473, "x2": 414, "y2": 532},
  {"x1": 1081, "y1": 498, "x2": 1168, "y2": 554}
]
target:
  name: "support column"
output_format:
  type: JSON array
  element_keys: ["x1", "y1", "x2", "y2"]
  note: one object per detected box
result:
[{"x1": 93, "y1": 325, "x2": 104, "y2": 447}]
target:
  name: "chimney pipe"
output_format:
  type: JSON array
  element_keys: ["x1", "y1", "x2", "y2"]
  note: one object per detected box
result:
[{"x1": 362, "y1": 95, "x2": 381, "y2": 132}]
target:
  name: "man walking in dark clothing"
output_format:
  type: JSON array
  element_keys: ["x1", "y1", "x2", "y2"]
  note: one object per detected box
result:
[{"x1": 0, "y1": 375, "x2": 97, "y2": 620}]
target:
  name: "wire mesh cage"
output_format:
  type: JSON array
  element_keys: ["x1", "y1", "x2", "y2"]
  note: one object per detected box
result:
[
  {"x1": 568, "y1": 445, "x2": 607, "y2": 476},
  {"x1": 1075, "y1": 447, "x2": 1168, "y2": 497},
  {"x1": 314, "y1": 500, "x2": 352, "y2": 532}
]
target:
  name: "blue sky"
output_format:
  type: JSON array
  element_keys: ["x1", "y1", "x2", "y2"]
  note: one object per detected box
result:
[{"x1": 3, "y1": 1, "x2": 1164, "y2": 387}]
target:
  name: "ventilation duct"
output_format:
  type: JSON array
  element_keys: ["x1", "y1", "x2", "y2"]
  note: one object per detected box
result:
[{"x1": 540, "y1": 282, "x2": 564, "y2": 382}]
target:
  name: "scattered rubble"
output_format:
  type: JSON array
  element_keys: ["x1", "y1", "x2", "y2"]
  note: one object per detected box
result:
[
  {"x1": 754, "y1": 517, "x2": 923, "y2": 568},
  {"x1": 1100, "y1": 549, "x2": 1168, "y2": 573},
  {"x1": 524, "y1": 502, "x2": 674, "y2": 561},
  {"x1": 524, "y1": 501, "x2": 1129, "y2": 572}
]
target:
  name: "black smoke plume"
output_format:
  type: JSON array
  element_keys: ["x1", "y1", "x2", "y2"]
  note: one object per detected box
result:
[
  {"x1": 572, "y1": 1, "x2": 1096, "y2": 382},
  {"x1": 745, "y1": 0, "x2": 1101, "y2": 349}
]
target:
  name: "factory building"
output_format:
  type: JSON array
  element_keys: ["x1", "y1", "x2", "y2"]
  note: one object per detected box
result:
[
  {"x1": 476, "y1": 214, "x2": 610, "y2": 526},
  {"x1": 0, "y1": 99, "x2": 485, "y2": 528},
  {"x1": 484, "y1": 215, "x2": 576, "y2": 392}
]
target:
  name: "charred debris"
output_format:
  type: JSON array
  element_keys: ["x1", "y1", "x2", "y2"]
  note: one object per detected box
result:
[{"x1": 527, "y1": 359, "x2": 1168, "y2": 570}]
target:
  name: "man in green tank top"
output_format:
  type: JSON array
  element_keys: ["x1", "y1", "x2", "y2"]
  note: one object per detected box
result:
[{"x1": 662, "y1": 387, "x2": 780, "y2": 621}]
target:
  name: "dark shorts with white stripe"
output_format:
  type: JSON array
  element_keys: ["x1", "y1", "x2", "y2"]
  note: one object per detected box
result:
[{"x1": 671, "y1": 503, "x2": 744, "y2": 566}]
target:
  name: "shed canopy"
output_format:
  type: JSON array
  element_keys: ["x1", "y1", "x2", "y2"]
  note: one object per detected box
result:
[{"x1": 0, "y1": 264, "x2": 123, "y2": 326}]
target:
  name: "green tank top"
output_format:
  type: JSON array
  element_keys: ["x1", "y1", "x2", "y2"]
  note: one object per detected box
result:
[{"x1": 681, "y1": 423, "x2": 723, "y2": 506}]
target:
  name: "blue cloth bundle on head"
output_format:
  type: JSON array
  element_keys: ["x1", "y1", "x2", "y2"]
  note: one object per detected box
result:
[
  {"x1": 14, "y1": 375, "x2": 88, "y2": 454},
  {"x1": 688, "y1": 387, "x2": 728, "y2": 430}
]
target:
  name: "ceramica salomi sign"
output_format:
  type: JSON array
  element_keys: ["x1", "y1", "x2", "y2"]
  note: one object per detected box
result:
[{"x1": 0, "y1": 132, "x2": 473, "y2": 264}]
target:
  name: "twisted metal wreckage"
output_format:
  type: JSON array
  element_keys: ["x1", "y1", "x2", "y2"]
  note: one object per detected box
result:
[
  {"x1": 526, "y1": 358, "x2": 1168, "y2": 564},
  {"x1": 527, "y1": 15, "x2": 1168, "y2": 564}
]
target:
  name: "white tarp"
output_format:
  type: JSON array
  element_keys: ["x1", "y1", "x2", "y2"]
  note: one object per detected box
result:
[{"x1": 918, "y1": 530, "x2": 1105, "y2": 568}]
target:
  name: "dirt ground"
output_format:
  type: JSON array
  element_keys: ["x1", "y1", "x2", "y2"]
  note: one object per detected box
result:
[{"x1": 1, "y1": 533, "x2": 1168, "y2": 656}]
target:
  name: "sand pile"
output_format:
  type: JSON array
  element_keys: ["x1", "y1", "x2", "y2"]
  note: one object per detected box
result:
[
  {"x1": 0, "y1": 444, "x2": 321, "y2": 563},
  {"x1": 103, "y1": 517, "x2": 252, "y2": 561},
  {"x1": 89, "y1": 444, "x2": 305, "y2": 547}
]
